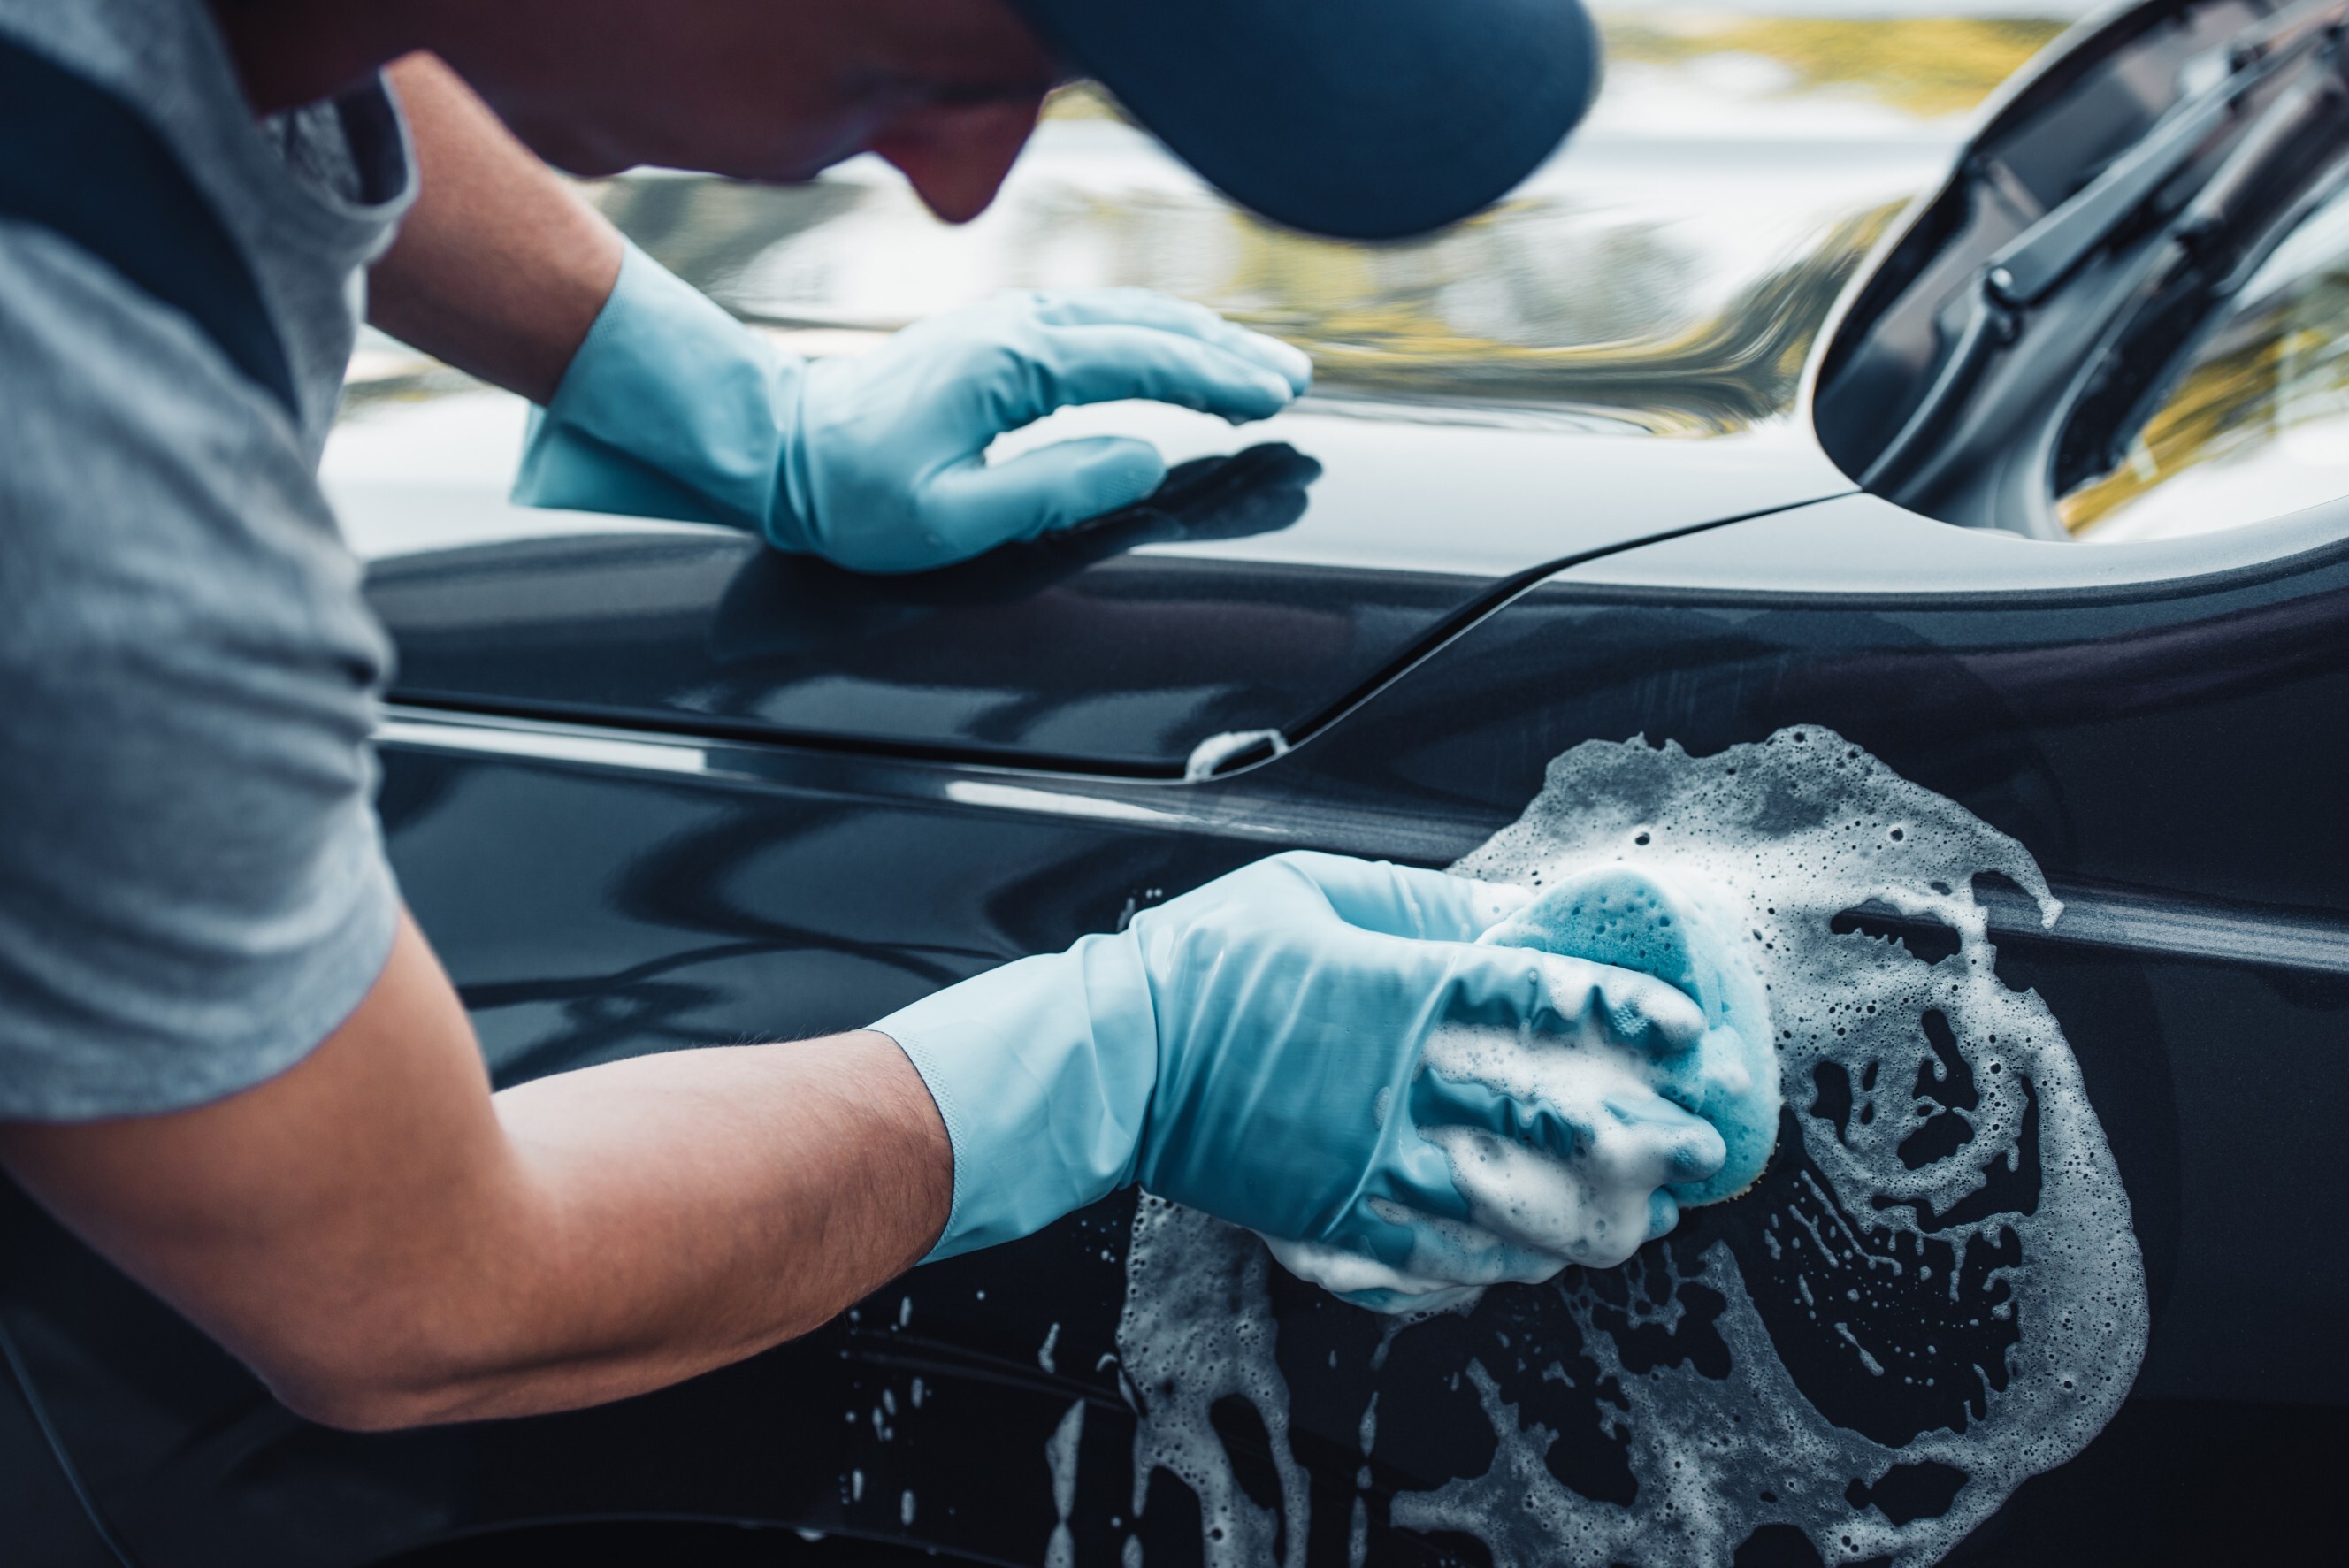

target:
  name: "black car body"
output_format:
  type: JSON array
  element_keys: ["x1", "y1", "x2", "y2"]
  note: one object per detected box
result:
[{"x1": 4, "y1": 3, "x2": 2345, "y2": 1564}]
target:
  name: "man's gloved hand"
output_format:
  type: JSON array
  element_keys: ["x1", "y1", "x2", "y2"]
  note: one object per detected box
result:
[
  {"x1": 873, "y1": 851, "x2": 1735, "y2": 1312},
  {"x1": 512, "y1": 243, "x2": 1312, "y2": 573}
]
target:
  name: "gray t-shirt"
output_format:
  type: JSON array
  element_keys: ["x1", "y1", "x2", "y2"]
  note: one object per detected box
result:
[{"x1": 0, "y1": 0, "x2": 416, "y2": 1117}]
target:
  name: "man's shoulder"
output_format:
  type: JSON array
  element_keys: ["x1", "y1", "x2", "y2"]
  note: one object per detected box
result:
[
  {"x1": 0, "y1": 217, "x2": 306, "y2": 489},
  {"x1": 0, "y1": 0, "x2": 415, "y2": 441},
  {"x1": 0, "y1": 222, "x2": 372, "y2": 665},
  {"x1": 0, "y1": 27, "x2": 302, "y2": 416},
  {"x1": 0, "y1": 0, "x2": 211, "y2": 115}
]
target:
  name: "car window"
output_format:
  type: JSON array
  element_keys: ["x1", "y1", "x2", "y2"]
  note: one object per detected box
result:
[{"x1": 2058, "y1": 178, "x2": 2349, "y2": 542}]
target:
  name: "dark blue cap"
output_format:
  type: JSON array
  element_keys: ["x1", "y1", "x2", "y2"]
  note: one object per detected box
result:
[{"x1": 1011, "y1": 0, "x2": 1601, "y2": 241}]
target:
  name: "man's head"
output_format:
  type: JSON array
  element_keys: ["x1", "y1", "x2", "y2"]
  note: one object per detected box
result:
[
  {"x1": 442, "y1": 0, "x2": 1060, "y2": 224},
  {"x1": 218, "y1": 0, "x2": 1599, "y2": 238}
]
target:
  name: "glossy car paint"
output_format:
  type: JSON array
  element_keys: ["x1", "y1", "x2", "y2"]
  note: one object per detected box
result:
[
  {"x1": 360, "y1": 415, "x2": 1850, "y2": 774},
  {"x1": 4, "y1": 5, "x2": 2344, "y2": 1565}
]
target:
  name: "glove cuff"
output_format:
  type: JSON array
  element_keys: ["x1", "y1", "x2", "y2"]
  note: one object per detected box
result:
[
  {"x1": 510, "y1": 241, "x2": 815, "y2": 550},
  {"x1": 874, "y1": 932, "x2": 1158, "y2": 1261}
]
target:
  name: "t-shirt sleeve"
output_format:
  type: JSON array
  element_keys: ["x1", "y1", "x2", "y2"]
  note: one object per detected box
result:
[{"x1": 0, "y1": 221, "x2": 400, "y2": 1119}]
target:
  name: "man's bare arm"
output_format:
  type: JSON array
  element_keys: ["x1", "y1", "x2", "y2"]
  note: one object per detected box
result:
[
  {"x1": 368, "y1": 54, "x2": 624, "y2": 404},
  {"x1": 0, "y1": 910, "x2": 951, "y2": 1430}
]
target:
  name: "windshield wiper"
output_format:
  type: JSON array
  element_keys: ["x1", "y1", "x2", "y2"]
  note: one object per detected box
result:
[
  {"x1": 1986, "y1": 0, "x2": 2349, "y2": 307},
  {"x1": 1863, "y1": 0, "x2": 2349, "y2": 491},
  {"x1": 2050, "y1": 53, "x2": 2349, "y2": 494}
]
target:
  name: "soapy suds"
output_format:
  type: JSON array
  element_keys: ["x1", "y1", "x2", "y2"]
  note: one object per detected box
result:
[
  {"x1": 1045, "y1": 1400, "x2": 1085, "y2": 1568},
  {"x1": 1121, "y1": 1197, "x2": 1312, "y2": 1568},
  {"x1": 1279, "y1": 1010, "x2": 1737, "y2": 1303},
  {"x1": 1118, "y1": 729, "x2": 2147, "y2": 1568}
]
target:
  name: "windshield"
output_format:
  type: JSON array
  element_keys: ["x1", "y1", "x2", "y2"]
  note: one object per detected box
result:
[{"x1": 2058, "y1": 176, "x2": 2349, "y2": 540}]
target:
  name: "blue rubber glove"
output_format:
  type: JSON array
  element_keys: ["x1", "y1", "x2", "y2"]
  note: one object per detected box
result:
[
  {"x1": 512, "y1": 244, "x2": 1312, "y2": 573},
  {"x1": 874, "y1": 852, "x2": 1732, "y2": 1310}
]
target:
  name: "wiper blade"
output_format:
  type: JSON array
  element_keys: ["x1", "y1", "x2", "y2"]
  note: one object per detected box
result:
[
  {"x1": 1987, "y1": 0, "x2": 2349, "y2": 308},
  {"x1": 1862, "y1": 0, "x2": 2349, "y2": 493},
  {"x1": 2050, "y1": 60, "x2": 2349, "y2": 494}
]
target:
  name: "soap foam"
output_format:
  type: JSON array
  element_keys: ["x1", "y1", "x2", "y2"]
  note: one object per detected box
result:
[
  {"x1": 1118, "y1": 728, "x2": 2147, "y2": 1568},
  {"x1": 1121, "y1": 1197, "x2": 1312, "y2": 1568}
]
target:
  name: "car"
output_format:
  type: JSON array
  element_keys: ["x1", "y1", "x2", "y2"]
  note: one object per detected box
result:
[{"x1": 4, "y1": 1, "x2": 2345, "y2": 1564}]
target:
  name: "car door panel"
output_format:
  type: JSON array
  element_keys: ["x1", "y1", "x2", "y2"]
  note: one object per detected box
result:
[
  {"x1": 370, "y1": 530, "x2": 1483, "y2": 777},
  {"x1": 393, "y1": 476, "x2": 2342, "y2": 1540},
  {"x1": 10, "y1": 484, "x2": 2344, "y2": 1564}
]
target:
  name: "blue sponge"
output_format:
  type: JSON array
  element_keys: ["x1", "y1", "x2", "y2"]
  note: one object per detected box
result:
[{"x1": 1480, "y1": 865, "x2": 1779, "y2": 1205}]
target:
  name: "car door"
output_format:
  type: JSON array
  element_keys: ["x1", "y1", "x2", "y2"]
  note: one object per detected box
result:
[{"x1": 336, "y1": 494, "x2": 2349, "y2": 1568}]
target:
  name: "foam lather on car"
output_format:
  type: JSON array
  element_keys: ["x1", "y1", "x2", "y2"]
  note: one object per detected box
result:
[
  {"x1": 1120, "y1": 729, "x2": 2150, "y2": 1568},
  {"x1": 1477, "y1": 864, "x2": 1779, "y2": 1206}
]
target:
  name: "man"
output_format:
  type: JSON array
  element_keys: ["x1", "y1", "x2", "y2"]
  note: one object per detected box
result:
[{"x1": 0, "y1": 0, "x2": 1695, "y2": 1461}]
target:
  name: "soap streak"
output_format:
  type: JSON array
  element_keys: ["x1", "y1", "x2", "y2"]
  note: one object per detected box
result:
[{"x1": 1044, "y1": 1398, "x2": 1084, "y2": 1568}]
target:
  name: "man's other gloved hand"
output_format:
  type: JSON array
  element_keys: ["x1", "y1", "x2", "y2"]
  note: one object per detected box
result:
[
  {"x1": 872, "y1": 852, "x2": 1730, "y2": 1310},
  {"x1": 512, "y1": 244, "x2": 1312, "y2": 573}
]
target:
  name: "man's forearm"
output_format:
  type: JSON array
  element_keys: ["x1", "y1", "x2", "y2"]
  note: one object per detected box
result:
[
  {"x1": 0, "y1": 913, "x2": 951, "y2": 1430},
  {"x1": 369, "y1": 54, "x2": 624, "y2": 404},
  {"x1": 439, "y1": 1029, "x2": 953, "y2": 1424}
]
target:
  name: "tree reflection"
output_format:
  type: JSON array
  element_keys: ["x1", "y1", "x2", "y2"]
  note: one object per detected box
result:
[
  {"x1": 594, "y1": 170, "x2": 1897, "y2": 437},
  {"x1": 1602, "y1": 16, "x2": 2064, "y2": 120}
]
